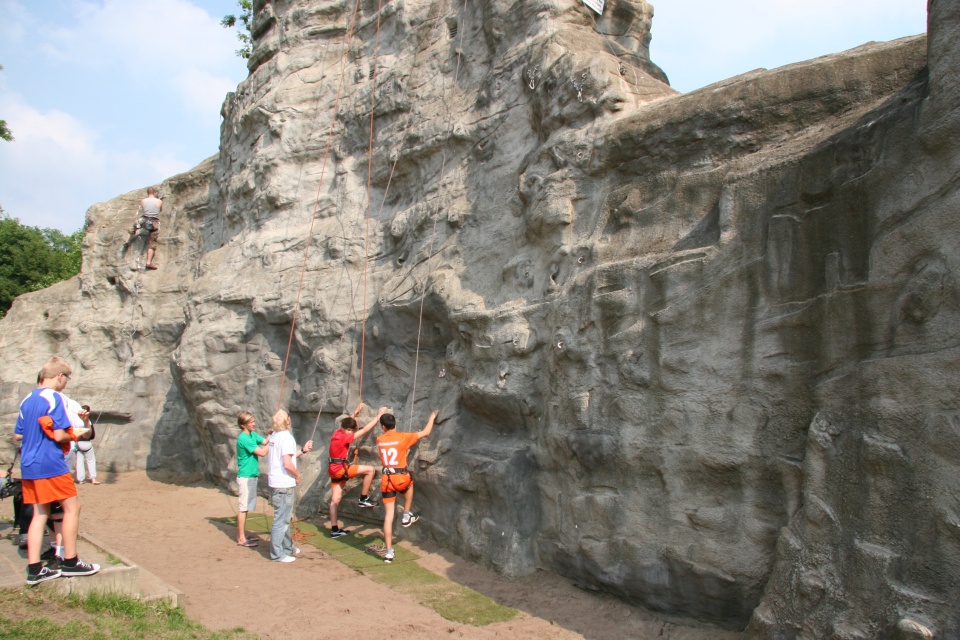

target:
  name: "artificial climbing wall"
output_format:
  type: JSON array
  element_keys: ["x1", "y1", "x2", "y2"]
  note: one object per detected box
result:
[{"x1": 1, "y1": 0, "x2": 957, "y2": 635}]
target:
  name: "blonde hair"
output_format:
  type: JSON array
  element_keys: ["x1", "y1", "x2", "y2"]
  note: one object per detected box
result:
[
  {"x1": 40, "y1": 357, "x2": 72, "y2": 381},
  {"x1": 237, "y1": 411, "x2": 255, "y2": 428},
  {"x1": 272, "y1": 410, "x2": 291, "y2": 432}
]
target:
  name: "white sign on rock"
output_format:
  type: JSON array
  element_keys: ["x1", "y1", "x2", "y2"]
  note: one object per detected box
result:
[{"x1": 583, "y1": 0, "x2": 604, "y2": 15}]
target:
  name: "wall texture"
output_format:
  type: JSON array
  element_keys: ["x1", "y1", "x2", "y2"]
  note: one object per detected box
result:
[{"x1": 1, "y1": 0, "x2": 956, "y2": 635}]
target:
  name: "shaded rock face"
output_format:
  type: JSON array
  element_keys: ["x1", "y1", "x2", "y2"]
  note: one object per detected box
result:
[{"x1": 1, "y1": 0, "x2": 957, "y2": 634}]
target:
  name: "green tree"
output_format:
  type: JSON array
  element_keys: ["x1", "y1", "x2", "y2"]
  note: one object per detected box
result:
[
  {"x1": 0, "y1": 208, "x2": 83, "y2": 318},
  {"x1": 0, "y1": 65, "x2": 13, "y2": 142},
  {"x1": 221, "y1": 0, "x2": 254, "y2": 59}
]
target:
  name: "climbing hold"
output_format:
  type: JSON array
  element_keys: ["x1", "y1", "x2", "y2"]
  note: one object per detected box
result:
[
  {"x1": 438, "y1": 368, "x2": 446, "y2": 378},
  {"x1": 526, "y1": 66, "x2": 540, "y2": 90},
  {"x1": 557, "y1": 341, "x2": 564, "y2": 349}
]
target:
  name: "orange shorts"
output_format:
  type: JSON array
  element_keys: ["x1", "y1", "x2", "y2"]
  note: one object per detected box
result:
[
  {"x1": 21, "y1": 473, "x2": 77, "y2": 505},
  {"x1": 329, "y1": 464, "x2": 359, "y2": 487},
  {"x1": 380, "y1": 473, "x2": 412, "y2": 503}
]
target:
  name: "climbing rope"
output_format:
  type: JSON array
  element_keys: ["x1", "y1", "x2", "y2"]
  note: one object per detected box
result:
[
  {"x1": 357, "y1": 0, "x2": 387, "y2": 405},
  {"x1": 276, "y1": 0, "x2": 365, "y2": 412},
  {"x1": 407, "y1": 0, "x2": 471, "y2": 430}
]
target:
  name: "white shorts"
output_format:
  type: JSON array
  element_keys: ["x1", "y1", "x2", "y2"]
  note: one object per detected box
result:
[{"x1": 237, "y1": 476, "x2": 259, "y2": 512}]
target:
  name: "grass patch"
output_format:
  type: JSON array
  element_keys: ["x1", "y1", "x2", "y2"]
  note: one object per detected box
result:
[
  {"x1": 219, "y1": 515, "x2": 519, "y2": 626},
  {"x1": 0, "y1": 587, "x2": 256, "y2": 639}
]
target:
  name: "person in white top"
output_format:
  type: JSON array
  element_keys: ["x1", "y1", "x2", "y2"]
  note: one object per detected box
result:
[
  {"x1": 121, "y1": 186, "x2": 163, "y2": 270},
  {"x1": 267, "y1": 410, "x2": 313, "y2": 562}
]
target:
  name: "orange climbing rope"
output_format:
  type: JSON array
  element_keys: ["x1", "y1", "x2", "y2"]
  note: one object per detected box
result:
[
  {"x1": 358, "y1": 0, "x2": 387, "y2": 405},
  {"x1": 407, "y1": 0, "x2": 471, "y2": 429},
  {"x1": 276, "y1": 0, "x2": 365, "y2": 412}
]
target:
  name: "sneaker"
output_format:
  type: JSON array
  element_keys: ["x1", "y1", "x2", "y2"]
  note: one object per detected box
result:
[
  {"x1": 294, "y1": 547, "x2": 301, "y2": 555},
  {"x1": 275, "y1": 555, "x2": 296, "y2": 563},
  {"x1": 60, "y1": 559, "x2": 100, "y2": 577},
  {"x1": 384, "y1": 548, "x2": 395, "y2": 564},
  {"x1": 401, "y1": 512, "x2": 420, "y2": 528},
  {"x1": 18, "y1": 534, "x2": 27, "y2": 549},
  {"x1": 330, "y1": 529, "x2": 348, "y2": 538},
  {"x1": 26, "y1": 565, "x2": 61, "y2": 585},
  {"x1": 358, "y1": 497, "x2": 377, "y2": 508},
  {"x1": 46, "y1": 555, "x2": 64, "y2": 570},
  {"x1": 40, "y1": 547, "x2": 57, "y2": 561}
]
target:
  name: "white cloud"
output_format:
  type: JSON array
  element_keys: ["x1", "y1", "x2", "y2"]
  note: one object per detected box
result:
[
  {"x1": 0, "y1": 0, "x2": 248, "y2": 232},
  {"x1": 0, "y1": 1, "x2": 29, "y2": 44},
  {"x1": 0, "y1": 92, "x2": 188, "y2": 231},
  {"x1": 2, "y1": 95, "x2": 100, "y2": 156},
  {"x1": 36, "y1": 0, "x2": 241, "y2": 117}
]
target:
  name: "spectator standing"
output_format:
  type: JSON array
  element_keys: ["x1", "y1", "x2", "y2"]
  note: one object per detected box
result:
[{"x1": 267, "y1": 410, "x2": 312, "y2": 562}]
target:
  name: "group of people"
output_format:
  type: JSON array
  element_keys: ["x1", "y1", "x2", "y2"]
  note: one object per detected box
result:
[
  {"x1": 13, "y1": 355, "x2": 437, "y2": 586},
  {"x1": 13, "y1": 357, "x2": 101, "y2": 585},
  {"x1": 235, "y1": 403, "x2": 439, "y2": 564}
]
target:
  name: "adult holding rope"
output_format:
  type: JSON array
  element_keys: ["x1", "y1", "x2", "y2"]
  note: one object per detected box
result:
[
  {"x1": 328, "y1": 403, "x2": 386, "y2": 538},
  {"x1": 267, "y1": 410, "x2": 313, "y2": 563},
  {"x1": 376, "y1": 409, "x2": 439, "y2": 564}
]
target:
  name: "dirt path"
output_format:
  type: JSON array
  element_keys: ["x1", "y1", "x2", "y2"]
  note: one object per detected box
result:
[{"x1": 68, "y1": 471, "x2": 738, "y2": 640}]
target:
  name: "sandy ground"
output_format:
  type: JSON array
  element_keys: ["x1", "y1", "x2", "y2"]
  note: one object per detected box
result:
[{"x1": 14, "y1": 471, "x2": 741, "y2": 640}]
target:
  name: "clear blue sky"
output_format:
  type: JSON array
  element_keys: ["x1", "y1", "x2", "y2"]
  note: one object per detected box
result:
[{"x1": 0, "y1": 0, "x2": 928, "y2": 234}]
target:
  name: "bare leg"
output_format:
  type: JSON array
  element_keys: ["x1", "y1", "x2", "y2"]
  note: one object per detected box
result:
[
  {"x1": 383, "y1": 500, "x2": 396, "y2": 549},
  {"x1": 330, "y1": 483, "x2": 343, "y2": 529},
  {"x1": 402, "y1": 484, "x2": 415, "y2": 516},
  {"x1": 146, "y1": 248, "x2": 156, "y2": 265},
  {"x1": 360, "y1": 467, "x2": 375, "y2": 496},
  {"x1": 237, "y1": 510, "x2": 247, "y2": 543},
  {"x1": 52, "y1": 518, "x2": 63, "y2": 554},
  {"x1": 58, "y1": 495, "x2": 80, "y2": 560},
  {"x1": 27, "y1": 504, "x2": 50, "y2": 564}
]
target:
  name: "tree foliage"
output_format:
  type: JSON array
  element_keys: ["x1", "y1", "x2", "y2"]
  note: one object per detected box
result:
[
  {"x1": 221, "y1": 0, "x2": 254, "y2": 59},
  {"x1": 0, "y1": 208, "x2": 83, "y2": 319}
]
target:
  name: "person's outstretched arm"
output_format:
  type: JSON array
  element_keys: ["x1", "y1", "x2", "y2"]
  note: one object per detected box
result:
[
  {"x1": 416, "y1": 410, "x2": 440, "y2": 441},
  {"x1": 356, "y1": 407, "x2": 388, "y2": 439}
]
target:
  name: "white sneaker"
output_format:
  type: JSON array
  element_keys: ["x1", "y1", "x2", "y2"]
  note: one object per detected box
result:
[
  {"x1": 275, "y1": 555, "x2": 296, "y2": 563},
  {"x1": 384, "y1": 548, "x2": 395, "y2": 564}
]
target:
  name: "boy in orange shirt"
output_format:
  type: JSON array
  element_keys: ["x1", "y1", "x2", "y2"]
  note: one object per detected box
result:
[{"x1": 375, "y1": 409, "x2": 439, "y2": 563}]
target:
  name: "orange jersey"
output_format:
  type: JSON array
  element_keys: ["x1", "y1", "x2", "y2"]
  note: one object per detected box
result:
[
  {"x1": 38, "y1": 415, "x2": 78, "y2": 454},
  {"x1": 376, "y1": 431, "x2": 420, "y2": 468}
]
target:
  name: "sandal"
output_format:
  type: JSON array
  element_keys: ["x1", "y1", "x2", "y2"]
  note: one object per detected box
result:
[{"x1": 237, "y1": 539, "x2": 258, "y2": 547}]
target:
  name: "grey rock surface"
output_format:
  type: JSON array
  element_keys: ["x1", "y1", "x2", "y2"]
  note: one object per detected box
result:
[{"x1": 1, "y1": 0, "x2": 957, "y2": 634}]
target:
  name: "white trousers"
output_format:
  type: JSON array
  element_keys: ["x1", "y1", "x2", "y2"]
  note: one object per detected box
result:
[{"x1": 76, "y1": 447, "x2": 97, "y2": 482}]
